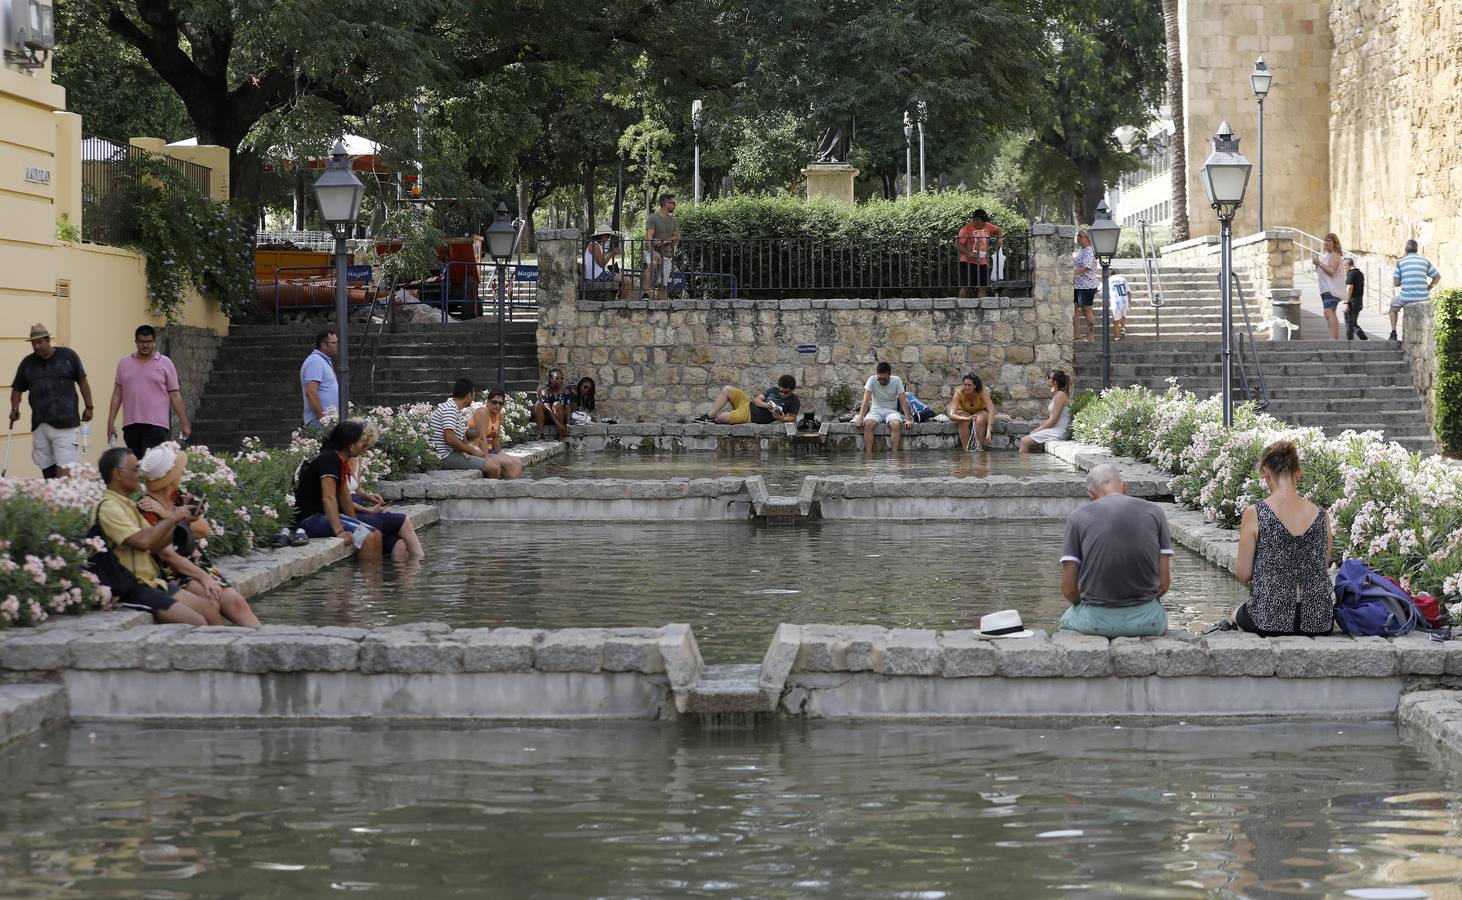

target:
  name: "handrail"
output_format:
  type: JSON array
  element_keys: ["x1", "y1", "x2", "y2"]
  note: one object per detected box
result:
[
  {"x1": 1225, "y1": 271, "x2": 1270, "y2": 410},
  {"x1": 1272, "y1": 225, "x2": 1392, "y2": 316},
  {"x1": 1137, "y1": 220, "x2": 1165, "y2": 339},
  {"x1": 361, "y1": 273, "x2": 400, "y2": 406}
]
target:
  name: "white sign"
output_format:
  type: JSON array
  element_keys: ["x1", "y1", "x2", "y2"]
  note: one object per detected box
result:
[{"x1": 24, "y1": 166, "x2": 50, "y2": 185}]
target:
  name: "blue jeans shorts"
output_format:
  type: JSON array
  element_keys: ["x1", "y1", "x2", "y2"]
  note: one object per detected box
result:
[{"x1": 1320, "y1": 291, "x2": 1341, "y2": 310}]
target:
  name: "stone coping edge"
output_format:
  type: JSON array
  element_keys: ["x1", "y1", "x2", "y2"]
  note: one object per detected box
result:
[
  {"x1": 776, "y1": 624, "x2": 1459, "y2": 679},
  {"x1": 0, "y1": 683, "x2": 67, "y2": 746},
  {"x1": 563, "y1": 419, "x2": 1039, "y2": 438},
  {"x1": 1398, "y1": 690, "x2": 1462, "y2": 762},
  {"x1": 0, "y1": 620, "x2": 702, "y2": 681}
]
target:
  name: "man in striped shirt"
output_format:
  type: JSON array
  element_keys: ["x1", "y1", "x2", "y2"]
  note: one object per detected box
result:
[
  {"x1": 429, "y1": 378, "x2": 505, "y2": 477},
  {"x1": 1391, "y1": 239, "x2": 1440, "y2": 341}
]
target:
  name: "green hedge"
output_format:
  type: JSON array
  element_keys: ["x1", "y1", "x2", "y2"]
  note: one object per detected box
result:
[
  {"x1": 673, "y1": 193, "x2": 1029, "y2": 299},
  {"x1": 1437, "y1": 288, "x2": 1462, "y2": 456}
]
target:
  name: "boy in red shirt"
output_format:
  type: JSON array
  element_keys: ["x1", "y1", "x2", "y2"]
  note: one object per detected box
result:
[{"x1": 956, "y1": 209, "x2": 1003, "y2": 298}]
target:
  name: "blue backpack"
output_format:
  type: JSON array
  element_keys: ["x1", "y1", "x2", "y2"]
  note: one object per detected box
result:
[{"x1": 1333, "y1": 558, "x2": 1418, "y2": 637}]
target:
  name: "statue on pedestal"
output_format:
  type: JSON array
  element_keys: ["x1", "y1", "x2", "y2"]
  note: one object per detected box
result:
[{"x1": 815, "y1": 121, "x2": 853, "y2": 164}]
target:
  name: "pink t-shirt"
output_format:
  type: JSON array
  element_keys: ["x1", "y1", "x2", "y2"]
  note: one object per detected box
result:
[{"x1": 114, "y1": 353, "x2": 179, "y2": 428}]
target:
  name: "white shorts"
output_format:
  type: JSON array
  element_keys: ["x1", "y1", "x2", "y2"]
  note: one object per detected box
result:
[
  {"x1": 643, "y1": 250, "x2": 673, "y2": 287},
  {"x1": 865, "y1": 409, "x2": 904, "y2": 425},
  {"x1": 32, "y1": 422, "x2": 80, "y2": 470}
]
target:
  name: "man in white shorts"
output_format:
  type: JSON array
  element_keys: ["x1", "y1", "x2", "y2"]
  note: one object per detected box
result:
[
  {"x1": 852, "y1": 361, "x2": 915, "y2": 452},
  {"x1": 8, "y1": 323, "x2": 95, "y2": 478}
]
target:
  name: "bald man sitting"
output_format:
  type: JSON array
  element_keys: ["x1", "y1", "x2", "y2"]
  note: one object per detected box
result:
[{"x1": 1058, "y1": 464, "x2": 1172, "y2": 638}]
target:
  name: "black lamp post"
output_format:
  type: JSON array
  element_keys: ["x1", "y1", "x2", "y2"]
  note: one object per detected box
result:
[
  {"x1": 1250, "y1": 57, "x2": 1272, "y2": 232},
  {"x1": 692, "y1": 99, "x2": 703, "y2": 206},
  {"x1": 485, "y1": 202, "x2": 518, "y2": 390},
  {"x1": 1088, "y1": 201, "x2": 1121, "y2": 390},
  {"x1": 311, "y1": 139, "x2": 365, "y2": 418},
  {"x1": 1199, "y1": 122, "x2": 1253, "y2": 428}
]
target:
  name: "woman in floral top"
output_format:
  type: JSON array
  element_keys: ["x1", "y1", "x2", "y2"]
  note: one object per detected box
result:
[{"x1": 1073, "y1": 230, "x2": 1100, "y2": 342}]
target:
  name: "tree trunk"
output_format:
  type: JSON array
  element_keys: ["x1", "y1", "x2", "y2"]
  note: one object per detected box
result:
[
  {"x1": 612, "y1": 159, "x2": 625, "y2": 233},
  {"x1": 1077, "y1": 157, "x2": 1104, "y2": 226},
  {"x1": 1163, "y1": 0, "x2": 1189, "y2": 241},
  {"x1": 517, "y1": 178, "x2": 536, "y2": 254},
  {"x1": 583, "y1": 160, "x2": 597, "y2": 231}
]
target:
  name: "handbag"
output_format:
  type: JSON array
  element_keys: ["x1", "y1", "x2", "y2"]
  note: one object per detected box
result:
[{"x1": 84, "y1": 500, "x2": 137, "y2": 597}]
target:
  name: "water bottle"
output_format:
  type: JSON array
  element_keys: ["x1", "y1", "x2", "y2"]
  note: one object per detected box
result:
[{"x1": 79, "y1": 424, "x2": 90, "y2": 453}]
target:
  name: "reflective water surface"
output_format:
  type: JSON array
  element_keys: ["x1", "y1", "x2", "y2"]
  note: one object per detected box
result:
[
  {"x1": 533, "y1": 449, "x2": 1076, "y2": 494},
  {"x1": 1, "y1": 721, "x2": 1458, "y2": 898},
  {"x1": 258, "y1": 521, "x2": 1247, "y2": 661}
]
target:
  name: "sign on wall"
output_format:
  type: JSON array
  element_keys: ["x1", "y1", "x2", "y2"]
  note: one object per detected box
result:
[{"x1": 24, "y1": 166, "x2": 50, "y2": 185}]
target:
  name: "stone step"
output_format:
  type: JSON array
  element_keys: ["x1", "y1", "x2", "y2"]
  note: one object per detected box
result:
[{"x1": 682, "y1": 664, "x2": 768, "y2": 715}]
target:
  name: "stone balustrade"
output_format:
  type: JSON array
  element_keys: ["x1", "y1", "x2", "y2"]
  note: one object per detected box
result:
[{"x1": 565, "y1": 419, "x2": 1040, "y2": 452}]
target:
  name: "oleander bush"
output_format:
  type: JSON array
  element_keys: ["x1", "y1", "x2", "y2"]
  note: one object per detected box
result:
[
  {"x1": 1073, "y1": 384, "x2": 1462, "y2": 606},
  {"x1": 1435, "y1": 288, "x2": 1462, "y2": 456},
  {"x1": 0, "y1": 471, "x2": 116, "y2": 628}
]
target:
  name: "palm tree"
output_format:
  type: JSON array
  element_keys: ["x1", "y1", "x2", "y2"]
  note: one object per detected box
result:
[{"x1": 1163, "y1": 0, "x2": 1189, "y2": 241}]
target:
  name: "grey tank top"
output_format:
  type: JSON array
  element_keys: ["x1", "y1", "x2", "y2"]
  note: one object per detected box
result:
[{"x1": 1247, "y1": 501, "x2": 1333, "y2": 634}]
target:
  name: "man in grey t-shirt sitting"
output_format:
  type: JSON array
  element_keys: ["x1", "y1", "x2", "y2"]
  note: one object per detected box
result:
[{"x1": 1057, "y1": 464, "x2": 1172, "y2": 637}]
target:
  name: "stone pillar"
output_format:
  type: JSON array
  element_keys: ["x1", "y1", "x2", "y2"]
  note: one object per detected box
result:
[
  {"x1": 53, "y1": 111, "x2": 82, "y2": 230},
  {"x1": 1029, "y1": 223, "x2": 1077, "y2": 378},
  {"x1": 1400, "y1": 301, "x2": 1439, "y2": 447},
  {"x1": 803, "y1": 163, "x2": 858, "y2": 205},
  {"x1": 534, "y1": 228, "x2": 580, "y2": 377}
]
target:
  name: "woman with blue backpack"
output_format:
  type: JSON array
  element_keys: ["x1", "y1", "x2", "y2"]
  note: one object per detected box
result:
[{"x1": 1223, "y1": 440, "x2": 1335, "y2": 636}]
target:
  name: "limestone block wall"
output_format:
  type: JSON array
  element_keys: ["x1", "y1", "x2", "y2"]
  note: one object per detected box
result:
[
  {"x1": 534, "y1": 226, "x2": 1076, "y2": 421},
  {"x1": 1180, "y1": 0, "x2": 1332, "y2": 239},
  {"x1": 159, "y1": 324, "x2": 224, "y2": 424},
  {"x1": 1401, "y1": 301, "x2": 1439, "y2": 445},
  {"x1": 1329, "y1": 0, "x2": 1462, "y2": 285}
]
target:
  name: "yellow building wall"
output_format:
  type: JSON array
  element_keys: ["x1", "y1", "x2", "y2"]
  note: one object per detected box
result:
[{"x1": 2, "y1": 42, "x2": 229, "y2": 479}]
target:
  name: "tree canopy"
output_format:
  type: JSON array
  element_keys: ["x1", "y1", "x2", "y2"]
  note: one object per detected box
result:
[{"x1": 55, "y1": 0, "x2": 1166, "y2": 230}]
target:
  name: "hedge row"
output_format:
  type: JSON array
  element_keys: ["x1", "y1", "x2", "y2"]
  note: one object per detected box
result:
[{"x1": 1437, "y1": 288, "x2": 1462, "y2": 456}]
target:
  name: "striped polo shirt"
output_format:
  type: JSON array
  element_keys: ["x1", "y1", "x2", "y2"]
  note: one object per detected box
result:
[
  {"x1": 428, "y1": 398, "x2": 466, "y2": 460},
  {"x1": 1393, "y1": 253, "x2": 1439, "y2": 303}
]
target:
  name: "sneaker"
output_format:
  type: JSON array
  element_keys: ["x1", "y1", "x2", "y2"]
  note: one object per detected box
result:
[
  {"x1": 290, "y1": 528, "x2": 310, "y2": 547},
  {"x1": 1389, "y1": 330, "x2": 1399, "y2": 342},
  {"x1": 692, "y1": 413, "x2": 712, "y2": 423},
  {"x1": 1358, "y1": 329, "x2": 1368, "y2": 341},
  {"x1": 1201, "y1": 620, "x2": 1235, "y2": 635}
]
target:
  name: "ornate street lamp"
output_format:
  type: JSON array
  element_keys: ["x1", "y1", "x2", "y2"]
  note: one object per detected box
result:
[
  {"x1": 692, "y1": 99, "x2": 704, "y2": 206},
  {"x1": 1199, "y1": 122, "x2": 1253, "y2": 428},
  {"x1": 1088, "y1": 200, "x2": 1122, "y2": 390},
  {"x1": 311, "y1": 139, "x2": 365, "y2": 418},
  {"x1": 1250, "y1": 57, "x2": 1272, "y2": 231},
  {"x1": 485, "y1": 202, "x2": 520, "y2": 390}
]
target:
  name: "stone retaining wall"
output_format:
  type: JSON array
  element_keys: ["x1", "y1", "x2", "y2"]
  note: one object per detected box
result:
[
  {"x1": 0, "y1": 683, "x2": 66, "y2": 746},
  {"x1": 533, "y1": 225, "x2": 1077, "y2": 422},
  {"x1": 159, "y1": 324, "x2": 224, "y2": 425},
  {"x1": 1401, "y1": 301, "x2": 1440, "y2": 448},
  {"x1": 805, "y1": 471, "x2": 1169, "y2": 520},
  {"x1": 377, "y1": 472, "x2": 759, "y2": 521}
]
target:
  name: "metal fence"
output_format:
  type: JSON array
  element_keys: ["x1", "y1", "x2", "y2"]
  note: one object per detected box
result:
[
  {"x1": 580, "y1": 237, "x2": 1031, "y2": 300},
  {"x1": 80, "y1": 135, "x2": 214, "y2": 246}
]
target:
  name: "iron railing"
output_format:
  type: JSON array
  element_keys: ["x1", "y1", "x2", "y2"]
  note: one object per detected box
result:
[
  {"x1": 580, "y1": 236, "x2": 1031, "y2": 300},
  {"x1": 1227, "y1": 271, "x2": 1271, "y2": 410},
  {"x1": 80, "y1": 135, "x2": 213, "y2": 246},
  {"x1": 1136, "y1": 220, "x2": 1166, "y2": 339},
  {"x1": 1273, "y1": 226, "x2": 1392, "y2": 316}
]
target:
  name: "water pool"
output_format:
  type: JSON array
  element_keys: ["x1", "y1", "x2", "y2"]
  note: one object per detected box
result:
[
  {"x1": 258, "y1": 521, "x2": 1246, "y2": 662},
  {"x1": 2, "y1": 721, "x2": 1456, "y2": 897},
  {"x1": 533, "y1": 449, "x2": 1076, "y2": 494}
]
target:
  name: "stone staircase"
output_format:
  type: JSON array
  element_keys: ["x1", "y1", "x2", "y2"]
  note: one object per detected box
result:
[
  {"x1": 1109, "y1": 261, "x2": 1262, "y2": 340},
  {"x1": 190, "y1": 322, "x2": 540, "y2": 451},
  {"x1": 1075, "y1": 340, "x2": 1437, "y2": 453}
]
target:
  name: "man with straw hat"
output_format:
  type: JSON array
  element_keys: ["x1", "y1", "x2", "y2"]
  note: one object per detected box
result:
[{"x1": 8, "y1": 323, "x2": 94, "y2": 479}]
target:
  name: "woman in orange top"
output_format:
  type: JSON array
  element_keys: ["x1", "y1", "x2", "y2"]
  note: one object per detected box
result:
[
  {"x1": 466, "y1": 388, "x2": 524, "y2": 479},
  {"x1": 948, "y1": 372, "x2": 996, "y2": 450}
]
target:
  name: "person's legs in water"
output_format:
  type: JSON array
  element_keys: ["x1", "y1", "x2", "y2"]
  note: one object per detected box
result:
[{"x1": 173, "y1": 585, "x2": 223, "y2": 625}]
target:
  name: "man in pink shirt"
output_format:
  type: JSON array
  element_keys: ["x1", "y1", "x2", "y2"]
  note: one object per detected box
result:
[{"x1": 107, "y1": 325, "x2": 190, "y2": 457}]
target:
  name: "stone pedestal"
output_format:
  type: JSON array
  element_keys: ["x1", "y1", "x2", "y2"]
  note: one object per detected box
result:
[{"x1": 803, "y1": 163, "x2": 859, "y2": 205}]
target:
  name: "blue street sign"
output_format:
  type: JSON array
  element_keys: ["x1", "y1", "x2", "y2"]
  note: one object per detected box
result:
[
  {"x1": 346, "y1": 264, "x2": 373, "y2": 283},
  {"x1": 796, "y1": 344, "x2": 817, "y2": 353}
]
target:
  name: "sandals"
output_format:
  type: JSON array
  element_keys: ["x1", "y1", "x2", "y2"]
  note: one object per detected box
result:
[
  {"x1": 274, "y1": 527, "x2": 309, "y2": 548},
  {"x1": 271, "y1": 528, "x2": 291, "y2": 549},
  {"x1": 1200, "y1": 620, "x2": 1234, "y2": 635}
]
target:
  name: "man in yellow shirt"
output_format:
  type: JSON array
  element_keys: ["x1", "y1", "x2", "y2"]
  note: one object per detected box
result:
[{"x1": 96, "y1": 447, "x2": 220, "y2": 625}]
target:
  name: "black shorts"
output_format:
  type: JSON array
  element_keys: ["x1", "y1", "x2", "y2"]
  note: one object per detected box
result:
[
  {"x1": 959, "y1": 261, "x2": 991, "y2": 288},
  {"x1": 1074, "y1": 288, "x2": 1098, "y2": 307},
  {"x1": 123, "y1": 423, "x2": 171, "y2": 458},
  {"x1": 1234, "y1": 602, "x2": 1333, "y2": 637},
  {"x1": 118, "y1": 581, "x2": 179, "y2": 615}
]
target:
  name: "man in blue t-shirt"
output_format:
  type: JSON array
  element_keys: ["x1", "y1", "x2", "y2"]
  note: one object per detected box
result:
[
  {"x1": 1390, "y1": 239, "x2": 1440, "y2": 341},
  {"x1": 300, "y1": 330, "x2": 340, "y2": 427}
]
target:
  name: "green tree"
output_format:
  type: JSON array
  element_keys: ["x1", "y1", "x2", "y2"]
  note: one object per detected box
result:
[{"x1": 1029, "y1": 0, "x2": 1166, "y2": 221}]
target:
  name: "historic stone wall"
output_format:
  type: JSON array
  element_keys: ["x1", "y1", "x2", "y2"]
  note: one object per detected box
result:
[
  {"x1": 534, "y1": 226, "x2": 1076, "y2": 421},
  {"x1": 1329, "y1": 0, "x2": 1462, "y2": 285},
  {"x1": 159, "y1": 324, "x2": 224, "y2": 425},
  {"x1": 1401, "y1": 301, "x2": 1439, "y2": 446},
  {"x1": 1179, "y1": 0, "x2": 1332, "y2": 240}
]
